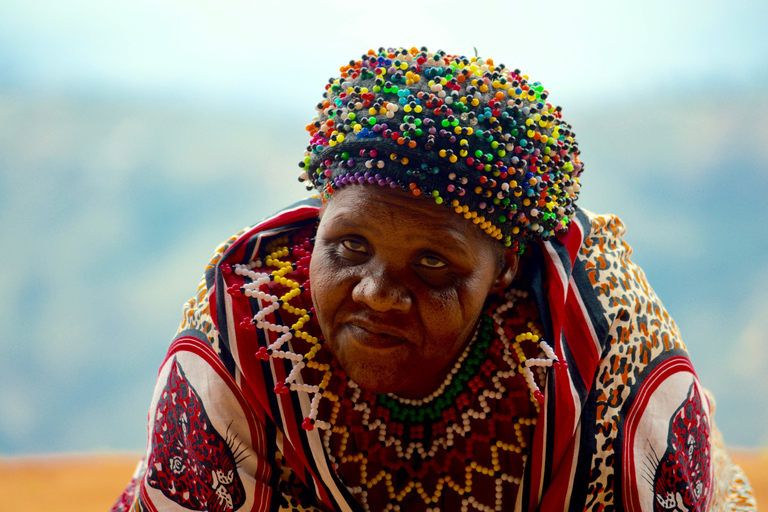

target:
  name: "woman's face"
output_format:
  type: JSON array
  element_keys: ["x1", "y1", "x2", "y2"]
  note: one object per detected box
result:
[{"x1": 309, "y1": 185, "x2": 517, "y2": 399}]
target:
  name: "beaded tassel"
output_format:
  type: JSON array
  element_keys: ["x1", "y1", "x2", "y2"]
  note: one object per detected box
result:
[
  {"x1": 491, "y1": 288, "x2": 562, "y2": 406},
  {"x1": 224, "y1": 234, "x2": 334, "y2": 431}
]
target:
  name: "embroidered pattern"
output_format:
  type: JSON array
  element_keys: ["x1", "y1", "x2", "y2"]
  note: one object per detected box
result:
[
  {"x1": 147, "y1": 359, "x2": 247, "y2": 512},
  {"x1": 650, "y1": 383, "x2": 711, "y2": 511}
]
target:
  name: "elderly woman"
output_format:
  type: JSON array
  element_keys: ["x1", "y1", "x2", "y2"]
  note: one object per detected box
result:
[{"x1": 112, "y1": 47, "x2": 755, "y2": 512}]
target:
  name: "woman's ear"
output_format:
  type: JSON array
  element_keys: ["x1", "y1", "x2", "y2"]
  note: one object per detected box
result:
[{"x1": 490, "y1": 248, "x2": 519, "y2": 295}]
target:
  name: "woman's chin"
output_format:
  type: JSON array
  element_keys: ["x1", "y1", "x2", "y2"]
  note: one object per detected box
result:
[
  {"x1": 340, "y1": 359, "x2": 406, "y2": 395},
  {"x1": 339, "y1": 357, "x2": 441, "y2": 399}
]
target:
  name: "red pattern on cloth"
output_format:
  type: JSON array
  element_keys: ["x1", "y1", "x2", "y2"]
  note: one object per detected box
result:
[{"x1": 146, "y1": 358, "x2": 246, "y2": 512}]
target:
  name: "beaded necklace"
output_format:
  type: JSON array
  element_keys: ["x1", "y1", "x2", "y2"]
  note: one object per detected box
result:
[{"x1": 226, "y1": 231, "x2": 561, "y2": 512}]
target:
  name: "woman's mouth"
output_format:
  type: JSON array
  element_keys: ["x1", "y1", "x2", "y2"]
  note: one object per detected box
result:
[{"x1": 344, "y1": 320, "x2": 410, "y2": 349}]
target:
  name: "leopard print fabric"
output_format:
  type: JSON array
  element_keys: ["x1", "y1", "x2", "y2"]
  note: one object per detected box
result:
[{"x1": 578, "y1": 211, "x2": 755, "y2": 511}]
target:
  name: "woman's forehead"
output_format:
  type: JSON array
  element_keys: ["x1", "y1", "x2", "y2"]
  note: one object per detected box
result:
[{"x1": 320, "y1": 186, "x2": 485, "y2": 248}]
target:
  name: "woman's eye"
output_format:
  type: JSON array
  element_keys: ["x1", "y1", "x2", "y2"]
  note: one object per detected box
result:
[
  {"x1": 341, "y1": 239, "x2": 367, "y2": 254},
  {"x1": 418, "y1": 255, "x2": 447, "y2": 269}
]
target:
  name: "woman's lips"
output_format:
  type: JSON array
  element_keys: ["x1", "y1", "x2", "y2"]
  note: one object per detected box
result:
[{"x1": 344, "y1": 320, "x2": 410, "y2": 348}]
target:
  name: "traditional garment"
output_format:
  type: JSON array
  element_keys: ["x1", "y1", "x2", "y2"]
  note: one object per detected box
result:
[{"x1": 112, "y1": 198, "x2": 755, "y2": 512}]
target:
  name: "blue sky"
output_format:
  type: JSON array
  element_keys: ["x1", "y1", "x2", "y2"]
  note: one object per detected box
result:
[{"x1": 0, "y1": 0, "x2": 767, "y2": 453}]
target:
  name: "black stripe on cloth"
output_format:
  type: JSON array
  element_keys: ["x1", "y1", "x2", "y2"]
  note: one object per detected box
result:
[
  {"x1": 571, "y1": 256, "x2": 610, "y2": 354},
  {"x1": 568, "y1": 381, "x2": 601, "y2": 512},
  {"x1": 573, "y1": 208, "x2": 591, "y2": 246},
  {"x1": 519, "y1": 242, "x2": 556, "y2": 509},
  {"x1": 549, "y1": 237, "x2": 574, "y2": 283},
  {"x1": 559, "y1": 331, "x2": 589, "y2": 405},
  {"x1": 173, "y1": 328, "x2": 210, "y2": 344},
  {"x1": 520, "y1": 242, "x2": 556, "y2": 348},
  {"x1": 214, "y1": 254, "x2": 238, "y2": 378}
]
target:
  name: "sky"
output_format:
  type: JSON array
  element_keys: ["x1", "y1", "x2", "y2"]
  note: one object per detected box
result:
[{"x1": 0, "y1": 0, "x2": 767, "y2": 455}]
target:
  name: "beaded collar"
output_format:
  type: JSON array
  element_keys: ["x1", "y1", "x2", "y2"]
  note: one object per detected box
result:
[{"x1": 225, "y1": 230, "x2": 562, "y2": 511}]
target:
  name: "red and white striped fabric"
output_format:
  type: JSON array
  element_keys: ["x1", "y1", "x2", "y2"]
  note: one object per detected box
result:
[{"x1": 112, "y1": 199, "x2": 755, "y2": 512}]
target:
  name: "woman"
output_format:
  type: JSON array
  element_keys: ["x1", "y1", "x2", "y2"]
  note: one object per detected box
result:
[{"x1": 112, "y1": 47, "x2": 755, "y2": 512}]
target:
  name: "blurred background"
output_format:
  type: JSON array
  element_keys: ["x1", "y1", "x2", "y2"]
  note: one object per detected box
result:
[{"x1": 0, "y1": 0, "x2": 766, "y2": 457}]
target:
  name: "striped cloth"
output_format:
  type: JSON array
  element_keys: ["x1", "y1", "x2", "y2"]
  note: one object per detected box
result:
[{"x1": 112, "y1": 198, "x2": 755, "y2": 512}]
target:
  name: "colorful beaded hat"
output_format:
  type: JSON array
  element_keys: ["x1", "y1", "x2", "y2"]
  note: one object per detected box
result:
[{"x1": 298, "y1": 46, "x2": 584, "y2": 251}]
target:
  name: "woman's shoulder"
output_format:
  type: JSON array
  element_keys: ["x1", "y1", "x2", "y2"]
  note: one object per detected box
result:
[
  {"x1": 575, "y1": 208, "x2": 632, "y2": 257},
  {"x1": 174, "y1": 197, "x2": 321, "y2": 353},
  {"x1": 209, "y1": 196, "x2": 322, "y2": 271}
]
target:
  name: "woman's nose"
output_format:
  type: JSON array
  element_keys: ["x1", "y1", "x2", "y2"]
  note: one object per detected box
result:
[{"x1": 351, "y1": 267, "x2": 412, "y2": 313}]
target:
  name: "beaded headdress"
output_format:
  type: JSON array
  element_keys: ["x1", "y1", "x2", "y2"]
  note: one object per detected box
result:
[{"x1": 298, "y1": 46, "x2": 583, "y2": 251}]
